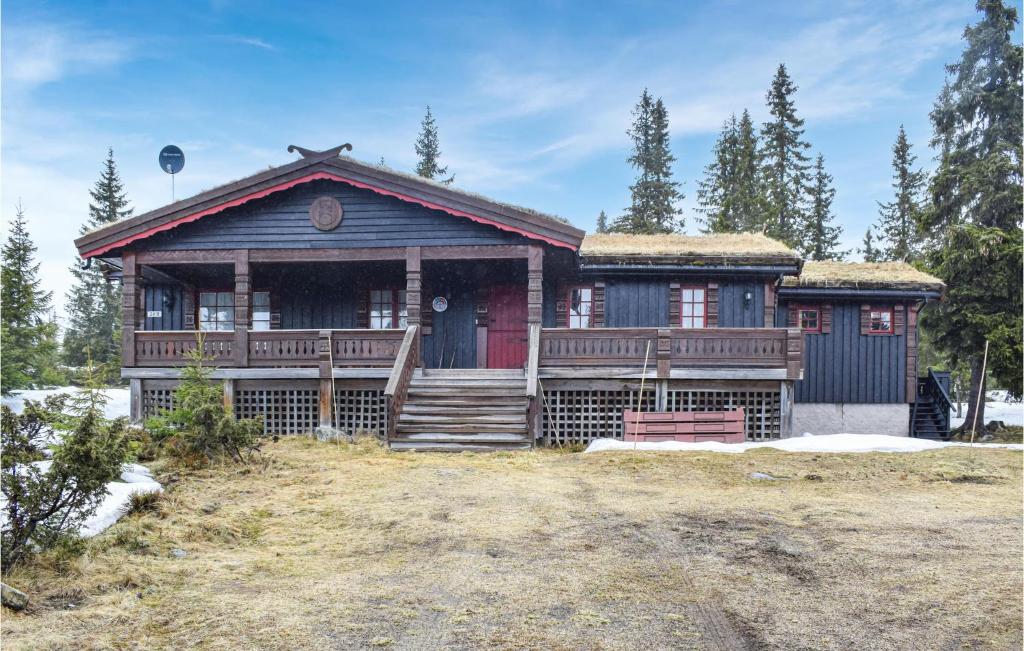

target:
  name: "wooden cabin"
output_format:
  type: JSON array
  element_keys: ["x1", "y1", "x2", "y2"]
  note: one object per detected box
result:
[{"x1": 74, "y1": 146, "x2": 946, "y2": 450}]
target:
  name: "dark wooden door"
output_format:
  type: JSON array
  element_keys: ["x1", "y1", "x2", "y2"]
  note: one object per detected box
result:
[{"x1": 487, "y1": 284, "x2": 528, "y2": 368}]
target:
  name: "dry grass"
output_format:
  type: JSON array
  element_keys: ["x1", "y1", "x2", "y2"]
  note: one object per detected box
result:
[
  {"x1": 580, "y1": 232, "x2": 798, "y2": 261},
  {"x1": 2, "y1": 438, "x2": 1021, "y2": 650},
  {"x1": 783, "y1": 261, "x2": 945, "y2": 291}
]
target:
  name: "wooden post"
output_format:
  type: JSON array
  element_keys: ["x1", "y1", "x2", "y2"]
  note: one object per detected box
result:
[
  {"x1": 121, "y1": 252, "x2": 140, "y2": 367},
  {"x1": 223, "y1": 379, "x2": 235, "y2": 415},
  {"x1": 405, "y1": 246, "x2": 421, "y2": 326},
  {"x1": 785, "y1": 327, "x2": 803, "y2": 380},
  {"x1": 129, "y1": 378, "x2": 143, "y2": 424},
  {"x1": 656, "y1": 328, "x2": 671, "y2": 378},
  {"x1": 527, "y1": 245, "x2": 543, "y2": 326},
  {"x1": 318, "y1": 329, "x2": 333, "y2": 430},
  {"x1": 234, "y1": 250, "x2": 250, "y2": 367},
  {"x1": 780, "y1": 381, "x2": 794, "y2": 438},
  {"x1": 764, "y1": 281, "x2": 776, "y2": 327}
]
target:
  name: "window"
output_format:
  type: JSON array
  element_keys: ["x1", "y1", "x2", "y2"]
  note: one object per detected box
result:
[
  {"x1": 798, "y1": 307, "x2": 820, "y2": 333},
  {"x1": 198, "y1": 291, "x2": 234, "y2": 331},
  {"x1": 680, "y1": 286, "x2": 706, "y2": 329},
  {"x1": 868, "y1": 307, "x2": 893, "y2": 334},
  {"x1": 252, "y1": 291, "x2": 271, "y2": 331},
  {"x1": 369, "y1": 289, "x2": 407, "y2": 329},
  {"x1": 568, "y1": 286, "x2": 593, "y2": 328}
]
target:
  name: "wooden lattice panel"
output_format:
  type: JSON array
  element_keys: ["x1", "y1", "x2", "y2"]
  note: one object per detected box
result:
[
  {"x1": 541, "y1": 388, "x2": 655, "y2": 445},
  {"x1": 235, "y1": 389, "x2": 319, "y2": 435},
  {"x1": 333, "y1": 388, "x2": 387, "y2": 437},
  {"x1": 142, "y1": 389, "x2": 175, "y2": 419},
  {"x1": 664, "y1": 389, "x2": 780, "y2": 441}
]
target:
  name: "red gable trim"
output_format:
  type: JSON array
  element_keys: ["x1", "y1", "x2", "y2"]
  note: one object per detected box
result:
[{"x1": 81, "y1": 171, "x2": 576, "y2": 258}]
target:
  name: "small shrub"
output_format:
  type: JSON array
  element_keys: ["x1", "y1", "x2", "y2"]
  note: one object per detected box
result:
[{"x1": 123, "y1": 491, "x2": 162, "y2": 517}]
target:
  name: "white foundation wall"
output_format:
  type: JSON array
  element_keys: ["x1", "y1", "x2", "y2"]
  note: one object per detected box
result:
[{"x1": 791, "y1": 403, "x2": 910, "y2": 437}]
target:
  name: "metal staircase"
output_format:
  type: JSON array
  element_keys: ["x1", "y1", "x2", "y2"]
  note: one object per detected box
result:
[{"x1": 911, "y1": 369, "x2": 953, "y2": 440}]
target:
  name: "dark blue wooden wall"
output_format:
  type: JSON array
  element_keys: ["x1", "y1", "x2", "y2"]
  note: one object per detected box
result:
[
  {"x1": 144, "y1": 285, "x2": 184, "y2": 330},
  {"x1": 718, "y1": 280, "x2": 764, "y2": 328},
  {"x1": 135, "y1": 179, "x2": 531, "y2": 251},
  {"x1": 777, "y1": 301, "x2": 906, "y2": 403},
  {"x1": 595, "y1": 278, "x2": 764, "y2": 328}
]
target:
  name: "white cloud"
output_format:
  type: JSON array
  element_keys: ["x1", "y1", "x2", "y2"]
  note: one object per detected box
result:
[
  {"x1": 2, "y1": 22, "x2": 134, "y2": 89},
  {"x1": 213, "y1": 35, "x2": 279, "y2": 51}
]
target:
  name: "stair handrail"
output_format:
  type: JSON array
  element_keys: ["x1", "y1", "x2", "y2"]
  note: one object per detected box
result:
[
  {"x1": 525, "y1": 324, "x2": 540, "y2": 398},
  {"x1": 926, "y1": 368, "x2": 953, "y2": 436},
  {"x1": 384, "y1": 324, "x2": 420, "y2": 443}
]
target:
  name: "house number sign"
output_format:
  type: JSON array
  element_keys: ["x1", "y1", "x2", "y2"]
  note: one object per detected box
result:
[
  {"x1": 432, "y1": 296, "x2": 448, "y2": 312},
  {"x1": 309, "y1": 196, "x2": 343, "y2": 231}
]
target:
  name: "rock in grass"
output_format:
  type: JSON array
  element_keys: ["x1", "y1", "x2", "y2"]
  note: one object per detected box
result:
[
  {"x1": 170, "y1": 548, "x2": 188, "y2": 559},
  {"x1": 1, "y1": 583, "x2": 29, "y2": 610},
  {"x1": 749, "y1": 472, "x2": 777, "y2": 481}
]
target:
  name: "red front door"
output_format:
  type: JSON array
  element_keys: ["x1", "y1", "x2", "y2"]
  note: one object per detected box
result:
[{"x1": 487, "y1": 284, "x2": 528, "y2": 368}]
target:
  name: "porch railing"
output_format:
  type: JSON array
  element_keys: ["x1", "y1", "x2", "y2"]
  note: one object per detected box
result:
[
  {"x1": 539, "y1": 327, "x2": 803, "y2": 379},
  {"x1": 133, "y1": 328, "x2": 405, "y2": 368}
]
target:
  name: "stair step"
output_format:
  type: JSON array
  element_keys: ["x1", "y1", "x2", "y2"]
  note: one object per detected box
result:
[
  {"x1": 417, "y1": 369, "x2": 524, "y2": 379},
  {"x1": 396, "y1": 423, "x2": 528, "y2": 434},
  {"x1": 398, "y1": 414, "x2": 527, "y2": 424},
  {"x1": 392, "y1": 432, "x2": 529, "y2": 443},
  {"x1": 390, "y1": 441, "x2": 532, "y2": 452},
  {"x1": 408, "y1": 387, "x2": 527, "y2": 397},
  {"x1": 403, "y1": 403, "x2": 527, "y2": 413}
]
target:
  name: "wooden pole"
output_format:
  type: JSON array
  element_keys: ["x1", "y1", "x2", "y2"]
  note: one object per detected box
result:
[
  {"x1": 969, "y1": 339, "x2": 990, "y2": 447},
  {"x1": 633, "y1": 340, "x2": 652, "y2": 451}
]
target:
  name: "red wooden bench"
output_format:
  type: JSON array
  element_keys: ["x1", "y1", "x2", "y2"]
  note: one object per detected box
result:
[{"x1": 622, "y1": 409, "x2": 745, "y2": 443}]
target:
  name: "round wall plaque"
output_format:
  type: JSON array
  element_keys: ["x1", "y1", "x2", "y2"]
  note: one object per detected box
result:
[
  {"x1": 432, "y1": 296, "x2": 448, "y2": 312},
  {"x1": 309, "y1": 196, "x2": 343, "y2": 231}
]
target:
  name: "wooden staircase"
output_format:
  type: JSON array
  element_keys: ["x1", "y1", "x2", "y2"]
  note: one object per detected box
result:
[
  {"x1": 911, "y1": 369, "x2": 953, "y2": 440},
  {"x1": 390, "y1": 369, "x2": 532, "y2": 451}
]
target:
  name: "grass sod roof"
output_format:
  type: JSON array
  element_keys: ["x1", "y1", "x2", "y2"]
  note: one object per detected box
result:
[
  {"x1": 579, "y1": 232, "x2": 801, "y2": 266},
  {"x1": 782, "y1": 261, "x2": 945, "y2": 292}
]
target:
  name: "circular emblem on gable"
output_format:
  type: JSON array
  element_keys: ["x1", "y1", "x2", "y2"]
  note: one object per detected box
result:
[{"x1": 309, "y1": 196, "x2": 343, "y2": 231}]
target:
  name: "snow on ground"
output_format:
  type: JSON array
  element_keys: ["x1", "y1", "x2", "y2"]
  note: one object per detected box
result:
[
  {"x1": 951, "y1": 401, "x2": 1024, "y2": 429},
  {"x1": 1, "y1": 387, "x2": 131, "y2": 421},
  {"x1": 2, "y1": 387, "x2": 159, "y2": 537},
  {"x1": 585, "y1": 433, "x2": 1024, "y2": 454}
]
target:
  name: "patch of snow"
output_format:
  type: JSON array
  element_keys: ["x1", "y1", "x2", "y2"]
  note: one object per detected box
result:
[
  {"x1": 951, "y1": 401, "x2": 1024, "y2": 429},
  {"x1": 78, "y1": 464, "x2": 162, "y2": 538},
  {"x1": 584, "y1": 433, "x2": 1023, "y2": 455},
  {"x1": 1, "y1": 387, "x2": 131, "y2": 421}
]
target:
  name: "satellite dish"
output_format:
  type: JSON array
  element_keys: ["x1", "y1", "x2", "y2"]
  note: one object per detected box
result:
[{"x1": 159, "y1": 145, "x2": 185, "y2": 174}]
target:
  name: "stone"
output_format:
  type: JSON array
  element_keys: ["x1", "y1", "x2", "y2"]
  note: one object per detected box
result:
[
  {"x1": 170, "y1": 548, "x2": 188, "y2": 559},
  {"x1": 201, "y1": 502, "x2": 220, "y2": 515},
  {"x1": 749, "y1": 472, "x2": 777, "y2": 481},
  {"x1": 1, "y1": 582, "x2": 29, "y2": 611}
]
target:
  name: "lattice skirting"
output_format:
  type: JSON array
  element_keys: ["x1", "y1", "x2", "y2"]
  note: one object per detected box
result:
[
  {"x1": 235, "y1": 386, "x2": 319, "y2": 435},
  {"x1": 141, "y1": 388, "x2": 175, "y2": 419},
  {"x1": 541, "y1": 386, "x2": 656, "y2": 445},
  {"x1": 332, "y1": 388, "x2": 387, "y2": 436},
  {"x1": 540, "y1": 380, "x2": 784, "y2": 444},
  {"x1": 664, "y1": 388, "x2": 781, "y2": 441}
]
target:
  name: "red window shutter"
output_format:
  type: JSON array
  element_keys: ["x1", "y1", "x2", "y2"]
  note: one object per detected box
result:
[
  {"x1": 593, "y1": 281, "x2": 606, "y2": 328},
  {"x1": 554, "y1": 284, "x2": 568, "y2": 328},
  {"x1": 820, "y1": 304, "x2": 832, "y2": 334},
  {"x1": 669, "y1": 283, "x2": 681, "y2": 326},
  {"x1": 860, "y1": 304, "x2": 871, "y2": 335},
  {"x1": 706, "y1": 282, "x2": 719, "y2": 327},
  {"x1": 894, "y1": 304, "x2": 905, "y2": 335}
]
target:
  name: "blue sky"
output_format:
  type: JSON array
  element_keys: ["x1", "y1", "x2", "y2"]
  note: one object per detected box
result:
[{"x1": 2, "y1": 0, "x2": 1013, "y2": 314}]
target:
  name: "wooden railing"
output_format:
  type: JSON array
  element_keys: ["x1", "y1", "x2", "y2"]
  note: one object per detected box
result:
[
  {"x1": 133, "y1": 328, "x2": 405, "y2": 368},
  {"x1": 539, "y1": 327, "x2": 803, "y2": 379},
  {"x1": 384, "y1": 325, "x2": 420, "y2": 442},
  {"x1": 135, "y1": 331, "x2": 235, "y2": 367}
]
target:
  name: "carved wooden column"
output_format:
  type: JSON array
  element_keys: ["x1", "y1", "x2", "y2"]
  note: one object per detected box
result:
[
  {"x1": 527, "y1": 245, "x2": 543, "y2": 326},
  {"x1": 318, "y1": 329, "x2": 333, "y2": 430},
  {"x1": 405, "y1": 247, "x2": 421, "y2": 326},
  {"x1": 234, "y1": 250, "x2": 250, "y2": 367},
  {"x1": 121, "y1": 252, "x2": 140, "y2": 367}
]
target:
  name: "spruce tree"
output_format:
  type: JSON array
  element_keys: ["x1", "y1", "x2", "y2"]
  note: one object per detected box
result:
[
  {"x1": 876, "y1": 125, "x2": 925, "y2": 261},
  {"x1": 414, "y1": 106, "x2": 454, "y2": 184},
  {"x1": 63, "y1": 149, "x2": 132, "y2": 381},
  {"x1": 596, "y1": 211, "x2": 609, "y2": 233},
  {"x1": 919, "y1": 0, "x2": 1023, "y2": 430},
  {"x1": 800, "y1": 155, "x2": 845, "y2": 260},
  {"x1": 760, "y1": 64, "x2": 812, "y2": 246},
  {"x1": 732, "y1": 110, "x2": 762, "y2": 231},
  {"x1": 1, "y1": 203, "x2": 63, "y2": 392},
  {"x1": 696, "y1": 115, "x2": 741, "y2": 233},
  {"x1": 613, "y1": 90, "x2": 683, "y2": 233},
  {"x1": 859, "y1": 228, "x2": 881, "y2": 262}
]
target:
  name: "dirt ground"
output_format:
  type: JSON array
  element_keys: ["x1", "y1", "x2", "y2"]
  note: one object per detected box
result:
[{"x1": 2, "y1": 438, "x2": 1022, "y2": 650}]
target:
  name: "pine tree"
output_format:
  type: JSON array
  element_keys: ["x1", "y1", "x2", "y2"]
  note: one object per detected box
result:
[
  {"x1": 612, "y1": 90, "x2": 683, "y2": 233},
  {"x1": 799, "y1": 155, "x2": 845, "y2": 260},
  {"x1": 876, "y1": 126, "x2": 925, "y2": 261},
  {"x1": 63, "y1": 149, "x2": 132, "y2": 380},
  {"x1": 1, "y1": 203, "x2": 63, "y2": 392},
  {"x1": 596, "y1": 211, "x2": 609, "y2": 233},
  {"x1": 696, "y1": 115, "x2": 741, "y2": 233},
  {"x1": 759, "y1": 64, "x2": 812, "y2": 246},
  {"x1": 919, "y1": 0, "x2": 1023, "y2": 431},
  {"x1": 414, "y1": 106, "x2": 453, "y2": 184},
  {"x1": 859, "y1": 228, "x2": 881, "y2": 262}
]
